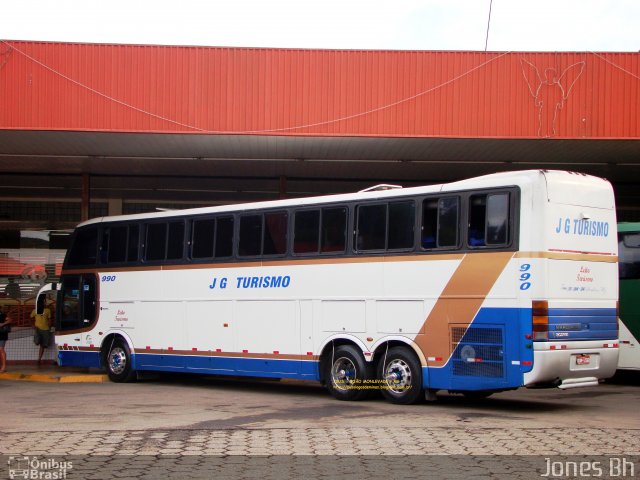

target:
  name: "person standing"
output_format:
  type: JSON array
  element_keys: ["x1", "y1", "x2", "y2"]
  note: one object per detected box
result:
[
  {"x1": 31, "y1": 304, "x2": 52, "y2": 365},
  {"x1": 0, "y1": 305, "x2": 14, "y2": 373},
  {"x1": 3, "y1": 278, "x2": 21, "y2": 300}
]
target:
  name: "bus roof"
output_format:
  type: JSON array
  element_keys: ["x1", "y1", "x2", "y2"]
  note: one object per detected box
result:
[{"x1": 76, "y1": 169, "x2": 609, "y2": 227}]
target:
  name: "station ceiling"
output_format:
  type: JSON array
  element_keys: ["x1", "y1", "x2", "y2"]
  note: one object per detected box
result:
[{"x1": 0, "y1": 130, "x2": 638, "y2": 216}]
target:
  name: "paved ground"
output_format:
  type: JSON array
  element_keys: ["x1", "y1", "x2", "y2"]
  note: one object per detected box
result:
[{"x1": 1, "y1": 370, "x2": 639, "y2": 479}]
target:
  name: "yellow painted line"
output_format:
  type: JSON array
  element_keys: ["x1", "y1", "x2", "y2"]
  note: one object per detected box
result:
[
  {"x1": 59, "y1": 375, "x2": 108, "y2": 383},
  {"x1": 0, "y1": 372, "x2": 108, "y2": 383}
]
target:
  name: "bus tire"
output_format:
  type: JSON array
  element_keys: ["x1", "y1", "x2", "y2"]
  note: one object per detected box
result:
[
  {"x1": 324, "y1": 345, "x2": 370, "y2": 401},
  {"x1": 379, "y1": 347, "x2": 423, "y2": 405},
  {"x1": 104, "y1": 338, "x2": 136, "y2": 383}
]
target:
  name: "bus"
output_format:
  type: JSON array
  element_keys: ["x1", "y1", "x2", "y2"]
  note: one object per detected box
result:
[
  {"x1": 36, "y1": 170, "x2": 619, "y2": 404},
  {"x1": 617, "y1": 222, "x2": 640, "y2": 371}
]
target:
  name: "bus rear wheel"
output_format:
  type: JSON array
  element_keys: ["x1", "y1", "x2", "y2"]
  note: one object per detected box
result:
[
  {"x1": 104, "y1": 338, "x2": 136, "y2": 383},
  {"x1": 324, "y1": 345, "x2": 370, "y2": 401},
  {"x1": 379, "y1": 347, "x2": 423, "y2": 405}
]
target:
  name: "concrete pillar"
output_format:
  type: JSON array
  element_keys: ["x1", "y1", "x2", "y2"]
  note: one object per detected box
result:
[
  {"x1": 80, "y1": 173, "x2": 90, "y2": 221},
  {"x1": 108, "y1": 198, "x2": 123, "y2": 216}
]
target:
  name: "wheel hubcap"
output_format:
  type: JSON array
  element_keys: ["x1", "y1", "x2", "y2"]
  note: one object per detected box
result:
[
  {"x1": 331, "y1": 357, "x2": 357, "y2": 391},
  {"x1": 109, "y1": 347, "x2": 127, "y2": 375},
  {"x1": 384, "y1": 358, "x2": 412, "y2": 393}
]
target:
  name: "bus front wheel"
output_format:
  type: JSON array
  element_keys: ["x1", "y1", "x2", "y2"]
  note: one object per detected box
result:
[
  {"x1": 324, "y1": 345, "x2": 370, "y2": 401},
  {"x1": 379, "y1": 347, "x2": 423, "y2": 405},
  {"x1": 104, "y1": 338, "x2": 136, "y2": 383}
]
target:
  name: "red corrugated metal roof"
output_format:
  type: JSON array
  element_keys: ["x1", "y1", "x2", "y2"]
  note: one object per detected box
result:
[{"x1": 0, "y1": 40, "x2": 638, "y2": 139}]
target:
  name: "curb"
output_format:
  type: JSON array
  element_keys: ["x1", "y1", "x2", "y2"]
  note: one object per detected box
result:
[{"x1": 0, "y1": 372, "x2": 108, "y2": 383}]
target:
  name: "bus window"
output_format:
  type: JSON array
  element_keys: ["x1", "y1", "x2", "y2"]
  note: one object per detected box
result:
[
  {"x1": 468, "y1": 193, "x2": 510, "y2": 247},
  {"x1": 146, "y1": 223, "x2": 167, "y2": 261},
  {"x1": 422, "y1": 197, "x2": 459, "y2": 249},
  {"x1": 67, "y1": 227, "x2": 98, "y2": 266},
  {"x1": 263, "y1": 212, "x2": 288, "y2": 255},
  {"x1": 486, "y1": 193, "x2": 509, "y2": 245},
  {"x1": 166, "y1": 221, "x2": 185, "y2": 260},
  {"x1": 468, "y1": 195, "x2": 487, "y2": 247},
  {"x1": 57, "y1": 275, "x2": 80, "y2": 331},
  {"x1": 127, "y1": 225, "x2": 139, "y2": 262},
  {"x1": 106, "y1": 226, "x2": 127, "y2": 263},
  {"x1": 192, "y1": 218, "x2": 215, "y2": 259},
  {"x1": 321, "y1": 207, "x2": 347, "y2": 253},
  {"x1": 422, "y1": 199, "x2": 438, "y2": 248},
  {"x1": 619, "y1": 232, "x2": 640, "y2": 279},
  {"x1": 438, "y1": 197, "x2": 459, "y2": 247},
  {"x1": 294, "y1": 210, "x2": 320, "y2": 254},
  {"x1": 356, "y1": 204, "x2": 386, "y2": 251},
  {"x1": 388, "y1": 201, "x2": 415, "y2": 250},
  {"x1": 57, "y1": 274, "x2": 96, "y2": 331},
  {"x1": 239, "y1": 214, "x2": 262, "y2": 256},
  {"x1": 214, "y1": 217, "x2": 234, "y2": 257}
]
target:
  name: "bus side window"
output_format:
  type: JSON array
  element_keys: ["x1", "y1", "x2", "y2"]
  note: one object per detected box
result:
[
  {"x1": 67, "y1": 227, "x2": 98, "y2": 266},
  {"x1": 486, "y1": 193, "x2": 509, "y2": 245},
  {"x1": 438, "y1": 197, "x2": 459, "y2": 247},
  {"x1": 239, "y1": 214, "x2": 262, "y2": 257},
  {"x1": 422, "y1": 197, "x2": 459, "y2": 249},
  {"x1": 422, "y1": 199, "x2": 438, "y2": 249},
  {"x1": 263, "y1": 212, "x2": 288, "y2": 255},
  {"x1": 388, "y1": 201, "x2": 415, "y2": 250},
  {"x1": 467, "y1": 193, "x2": 510, "y2": 247},
  {"x1": 214, "y1": 217, "x2": 234, "y2": 257},
  {"x1": 356, "y1": 204, "x2": 386, "y2": 251},
  {"x1": 294, "y1": 210, "x2": 320, "y2": 254},
  {"x1": 107, "y1": 226, "x2": 127, "y2": 263},
  {"x1": 468, "y1": 195, "x2": 487, "y2": 247},
  {"x1": 146, "y1": 223, "x2": 168, "y2": 261},
  {"x1": 127, "y1": 225, "x2": 139, "y2": 262},
  {"x1": 192, "y1": 218, "x2": 216, "y2": 259},
  {"x1": 166, "y1": 221, "x2": 185, "y2": 260},
  {"x1": 321, "y1": 207, "x2": 347, "y2": 253}
]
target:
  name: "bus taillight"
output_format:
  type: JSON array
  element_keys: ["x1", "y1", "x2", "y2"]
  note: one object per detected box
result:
[{"x1": 532, "y1": 300, "x2": 549, "y2": 341}]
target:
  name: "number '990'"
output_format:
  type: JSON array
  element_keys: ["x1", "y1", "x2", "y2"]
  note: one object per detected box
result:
[
  {"x1": 101, "y1": 275, "x2": 117, "y2": 282},
  {"x1": 519, "y1": 264, "x2": 531, "y2": 290}
]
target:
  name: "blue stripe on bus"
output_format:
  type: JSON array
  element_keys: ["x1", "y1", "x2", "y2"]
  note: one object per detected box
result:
[
  {"x1": 57, "y1": 350, "x2": 102, "y2": 368},
  {"x1": 57, "y1": 350, "x2": 320, "y2": 381},
  {"x1": 57, "y1": 305, "x2": 615, "y2": 392}
]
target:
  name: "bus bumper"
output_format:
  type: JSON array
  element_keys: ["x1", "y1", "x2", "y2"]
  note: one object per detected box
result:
[{"x1": 523, "y1": 340, "x2": 618, "y2": 388}]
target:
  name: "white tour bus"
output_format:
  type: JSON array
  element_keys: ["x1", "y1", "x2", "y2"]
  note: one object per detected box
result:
[{"x1": 37, "y1": 170, "x2": 619, "y2": 403}]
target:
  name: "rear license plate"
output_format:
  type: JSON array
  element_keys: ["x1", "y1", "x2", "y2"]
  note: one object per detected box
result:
[{"x1": 575, "y1": 354, "x2": 591, "y2": 365}]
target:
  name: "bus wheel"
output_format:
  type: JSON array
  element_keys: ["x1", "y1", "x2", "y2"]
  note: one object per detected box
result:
[
  {"x1": 324, "y1": 345, "x2": 369, "y2": 401},
  {"x1": 379, "y1": 347, "x2": 423, "y2": 405},
  {"x1": 104, "y1": 338, "x2": 136, "y2": 383}
]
